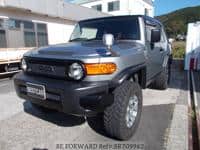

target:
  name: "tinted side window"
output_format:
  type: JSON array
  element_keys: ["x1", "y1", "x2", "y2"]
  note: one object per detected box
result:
[
  {"x1": 160, "y1": 29, "x2": 167, "y2": 42},
  {"x1": 145, "y1": 20, "x2": 161, "y2": 43},
  {"x1": 146, "y1": 25, "x2": 153, "y2": 42}
]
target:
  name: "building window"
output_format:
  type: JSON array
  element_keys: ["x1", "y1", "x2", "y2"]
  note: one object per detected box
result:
[
  {"x1": 24, "y1": 21, "x2": 36, "y2": 47},
  {"x1": 2, "y1": 18, "x2": 48, "y2": 48},
  {"x1": 92, "y1": 4, "x2": 102, "y2": 11},
  {"x1": 145, "y1": 8, "x2": 149, "y2": 16},
  {"x1": 7, "y1": 19, "x2": 21, "y2": 29},
  {"x1": 37, "y1": 23, "x2": 48, "y2": 47},
  {"x1": 108, "y1": 1, "x2": 120, "y2": 12},
  {"x1": 0, "y1": 30, "x2": 7, "y2": 48},
  {"x1": 0, "y1": 19, "x2": 4, "y2": 28}
]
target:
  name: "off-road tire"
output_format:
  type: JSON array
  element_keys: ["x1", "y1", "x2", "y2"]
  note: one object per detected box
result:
[
  {"x1": 104, "y1": 81, "x2": 142, "y2": 140},
  {"x1": 153, "y1": 65, "x2": 169, "y2": 90}
]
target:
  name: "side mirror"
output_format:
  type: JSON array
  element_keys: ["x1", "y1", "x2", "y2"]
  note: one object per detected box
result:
[
  {"x1": 103, "y1": 34, "x2": 114, "y2": 49},
  {"x1": 151, "y1": 29, "x2": 161, "y2": 43}
]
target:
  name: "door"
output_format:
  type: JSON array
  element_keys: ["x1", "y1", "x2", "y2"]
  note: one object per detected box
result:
[{"x1": 145, "y1": 23, "x2": 163, "y2": 80}]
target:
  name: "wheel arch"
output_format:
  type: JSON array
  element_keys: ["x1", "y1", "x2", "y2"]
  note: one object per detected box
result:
[{"x1": 111, "y1": 64, "x2": 147, "y2": 89}]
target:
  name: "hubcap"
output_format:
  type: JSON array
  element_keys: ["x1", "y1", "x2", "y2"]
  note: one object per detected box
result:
[{"x1": 125, "y1": 95, "x2": 139, "y2": 128}]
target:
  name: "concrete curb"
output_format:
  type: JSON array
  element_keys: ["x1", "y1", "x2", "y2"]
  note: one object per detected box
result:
[
  {"x1": 188, "y1": 71, "x2": 193, "y2": 150},
  {"x1": 191, "y1": 72, "x2": 200, "y2": 149},
  {"x1": 166, "y1": 105, "x2": 188, "y2": 150},
  {"x1": 166, "y1": 70, "x2": 189, "y2": 150}
]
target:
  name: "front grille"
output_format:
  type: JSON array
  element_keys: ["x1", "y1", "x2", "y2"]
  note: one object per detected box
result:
[
  {"x1": 26, "y1": 57, "x2": 70, "y2": 79},
  {"x1": 28, "y1": 63, "x2": 66, "y2": 77}
]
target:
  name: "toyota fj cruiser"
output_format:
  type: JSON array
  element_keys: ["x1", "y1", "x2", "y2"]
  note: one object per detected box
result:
[{"x1": 14, "y1": 15, "x2": 171, "y2": 140}]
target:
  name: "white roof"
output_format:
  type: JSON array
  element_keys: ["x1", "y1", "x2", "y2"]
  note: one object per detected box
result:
[{"x1": 0, "y1": 0, "x2": 110, "y2": 21}]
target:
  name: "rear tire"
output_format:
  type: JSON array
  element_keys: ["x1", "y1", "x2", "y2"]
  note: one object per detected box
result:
[
  {"x1": 103, "y1": 81, "x2": 142, "y2": 140},
  {"x1": 152, "y1": 66, "x2": 169, "y2": 90}
]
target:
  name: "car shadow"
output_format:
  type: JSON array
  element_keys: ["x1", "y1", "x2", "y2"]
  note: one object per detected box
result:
[
  {"x1": 86, "y1": 113, "x2": 112, "y2": 139},
  {"x1": 23, "y1": 100, "x2": 113, "y2": 139},
  {"x1": 22, "y1": 95, "x2": 175, "y2": 150},
  {"x1": 85, "y1": 104, "x2": 174, "y2": 150},
  {"x1": 23, "y1": 101, "x2": 86, "y2": 127}
]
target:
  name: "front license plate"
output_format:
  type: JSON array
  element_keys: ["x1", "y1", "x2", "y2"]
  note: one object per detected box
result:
[{"x1": 26, "y1": 82, "x2": 46, "y2": 100}]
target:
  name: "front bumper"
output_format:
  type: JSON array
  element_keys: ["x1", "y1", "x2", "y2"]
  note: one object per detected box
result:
[{"x1": 14, "y1": 72, "x2": 114, "y2": 116}]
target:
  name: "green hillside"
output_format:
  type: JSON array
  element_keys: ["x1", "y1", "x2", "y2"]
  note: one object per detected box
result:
[{"x1": 156, "y1": 5, "x2": 200, "y2": 38}]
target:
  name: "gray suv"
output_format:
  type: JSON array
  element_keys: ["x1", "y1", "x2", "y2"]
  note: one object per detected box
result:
[{"x1": 14, "y1": 15, "x2": 171, "y2": 140}]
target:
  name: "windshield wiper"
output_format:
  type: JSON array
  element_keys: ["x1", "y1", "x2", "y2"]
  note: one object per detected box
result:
[
  {"x1": 70, "y1": 38, "x2": 102, "y2": 42},
  {"x1": 85, "y1": 38, "x2": 101, "y2": 41},
  {"x1": 69, "y1": 38, "x2": 89, "y2": 42}
]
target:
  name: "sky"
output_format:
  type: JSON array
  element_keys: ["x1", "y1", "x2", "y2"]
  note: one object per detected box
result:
[
  {"x1": 154, "y1": 0, "x2": 200, "y2": 16},
  {"x1": 66, "y1": 0, "x2": 200, "y2": 16}
]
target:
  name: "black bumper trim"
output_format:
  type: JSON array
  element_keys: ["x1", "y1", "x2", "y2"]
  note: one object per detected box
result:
[{"x1": 14, "y1": 72, "x2": 113, "y2": 116}]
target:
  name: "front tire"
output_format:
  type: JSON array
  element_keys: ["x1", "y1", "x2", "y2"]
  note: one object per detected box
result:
[{"x1": 104, "y1": 81, "x2": 142, "y2": 140}]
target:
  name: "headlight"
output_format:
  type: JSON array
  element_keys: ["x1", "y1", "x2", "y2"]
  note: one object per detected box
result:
[
  {"x1": 68, "y1": 63, "x2": 84, "y2": 80},
  {"x1": 21, "y1": 59, "x2": 27, "y2": 71}
]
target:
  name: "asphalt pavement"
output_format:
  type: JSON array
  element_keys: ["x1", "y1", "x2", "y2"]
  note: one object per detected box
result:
[{"x1": 0, "y1": 66, "x2": 188, "y2": 150}]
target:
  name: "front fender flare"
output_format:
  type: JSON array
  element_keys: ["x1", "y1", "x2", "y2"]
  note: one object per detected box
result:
[{"x1": 110, "y1": 63, "x2": 147, "y2": 89}]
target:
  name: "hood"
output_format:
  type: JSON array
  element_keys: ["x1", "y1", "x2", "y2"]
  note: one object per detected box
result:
[{"x1": 25, "y1": 41, "x2": 144, "y2": 59}]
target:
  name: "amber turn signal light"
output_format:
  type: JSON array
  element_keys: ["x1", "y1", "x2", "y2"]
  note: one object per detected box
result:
[{"x1": 84, "y1": 63, "x2": 117, "y2": 75}]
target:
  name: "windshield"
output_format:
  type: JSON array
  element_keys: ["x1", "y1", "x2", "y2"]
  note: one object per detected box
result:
[{"x1": 70, "y1": 18, "x2": 140, "y2": 42}]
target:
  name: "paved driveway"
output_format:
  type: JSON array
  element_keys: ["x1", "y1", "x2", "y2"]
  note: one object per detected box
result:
[{"x1": 0, "y1": 67, "x2": 187, "y2": 150}]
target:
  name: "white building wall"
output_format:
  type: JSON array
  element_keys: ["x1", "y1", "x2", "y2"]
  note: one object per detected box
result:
[
  {"x1": 47, "y1": 23, "x2": 74, "y2": 45},
  {"x1": 81, "y1": 0, "x2": 154, "y2": 17},
  {"x1": 7, "y1": 30, "x2": 24, "y2": 48},
  {"x1": 129, "y1": 0, "x2": 154, "y2": 17},
  {"x1": 0, "y1": 0, "x2": 110, "y2": 66},
  {"x1": 0, "y1": 0, "x2": 110, "y2": 21},
  {"x1": 0, "y1": 8, "x2": 76, "y2": 46},
  {"x1": 185, "y1": 22, "x2": 200, "y2": 70},
  {"x1": 82, "y1": 0, "x2": 129, "y2": 16}
]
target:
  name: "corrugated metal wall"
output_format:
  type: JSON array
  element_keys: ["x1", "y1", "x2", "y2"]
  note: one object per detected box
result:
[
  {"x1": 185, "y1": 22, "x2": 200, "y2": 70},
  {"x1": 0, "y1": 0, "x2": 110, "y2": 21}
]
